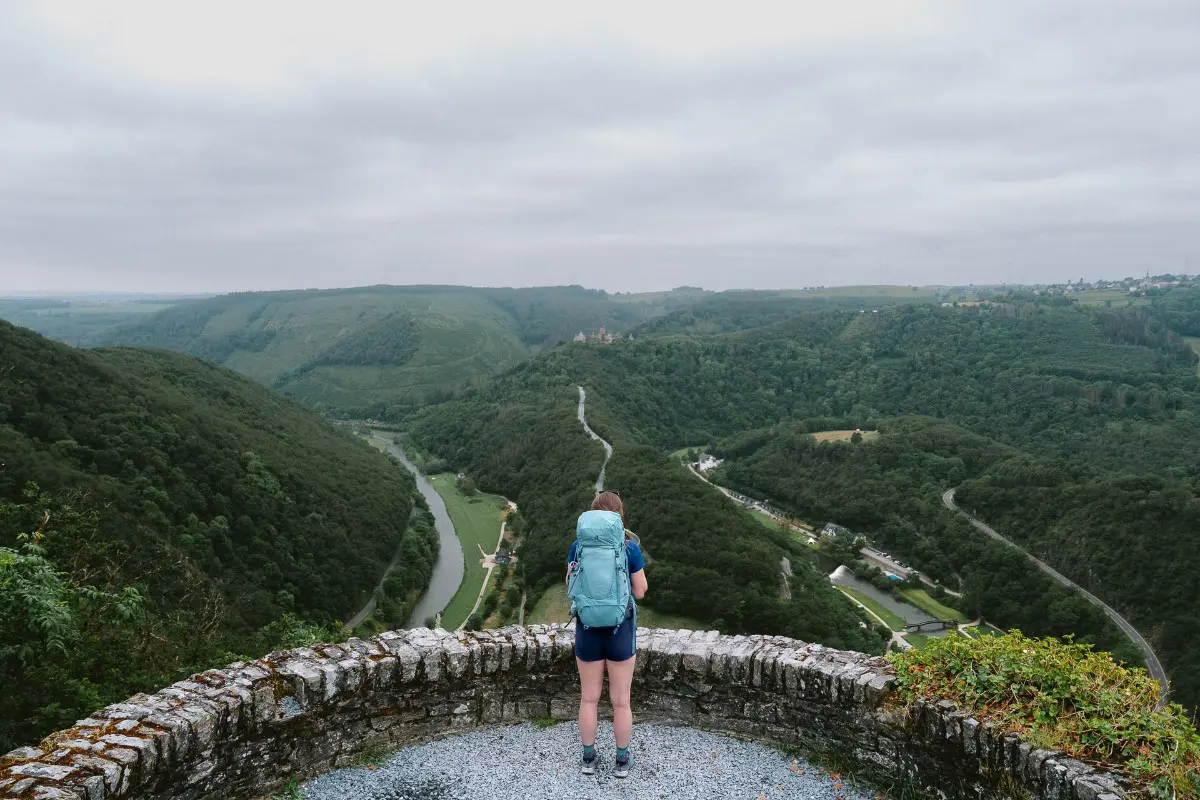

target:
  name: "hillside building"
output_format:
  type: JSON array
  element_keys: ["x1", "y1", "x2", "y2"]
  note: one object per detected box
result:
[{"x1": 574, "y1": 328, "x2": 622, "y2": 344}]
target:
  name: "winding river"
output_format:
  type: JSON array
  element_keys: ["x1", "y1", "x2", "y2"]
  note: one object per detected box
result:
[
  {"x1": 370, "y1": 389, "x2": 606, "y2": 629},
  {"x1": 382, "y1": 442, "x2": 465, "y2": 629}
]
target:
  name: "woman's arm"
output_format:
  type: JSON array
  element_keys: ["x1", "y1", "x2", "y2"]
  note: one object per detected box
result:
[{"x1": 630, "y1": 568, "x2": 647, "y2": 600}]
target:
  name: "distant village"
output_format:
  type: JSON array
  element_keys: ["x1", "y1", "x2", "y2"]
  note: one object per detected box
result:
[
  {"x1": 1040, "y1": 272, "x2": 1195, "y2": 296},
  {"x1": 573, "y1": 327, "x2": 632, "y2": 344}
]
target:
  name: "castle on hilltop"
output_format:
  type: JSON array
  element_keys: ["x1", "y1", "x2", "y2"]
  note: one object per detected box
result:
[{"x1": 573, "y1": 327, "x2": 630, "y2": 344}]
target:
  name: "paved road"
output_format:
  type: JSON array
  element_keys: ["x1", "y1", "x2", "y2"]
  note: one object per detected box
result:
[
  {"x1": 577, "y1": 386, "x2": 613, "y2": 493},
  {"x1": 942, "y1": 488, "x2": 1169, "y2": 705},
  {"x1": 345, "y1": 507, "x2": 415, "y2": 631}
]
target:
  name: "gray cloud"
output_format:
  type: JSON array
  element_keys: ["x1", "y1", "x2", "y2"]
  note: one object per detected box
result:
[{"x1": 1, "y1": 0, "x2": 1199, "y2": 293}]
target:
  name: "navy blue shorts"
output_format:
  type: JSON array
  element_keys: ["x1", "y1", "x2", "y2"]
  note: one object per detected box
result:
[{"x1": 575, "y1": 607, "x2": 637, "y2": 663}]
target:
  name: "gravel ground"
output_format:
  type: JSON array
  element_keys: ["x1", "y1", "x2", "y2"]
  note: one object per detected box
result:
[{"x1": 296, "y1": 722, "x2": 883, "y2": 800}]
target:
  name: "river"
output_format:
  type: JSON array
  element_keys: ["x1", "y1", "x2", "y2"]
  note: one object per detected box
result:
[
  {"x1": 380, "y1": 441, "x2": 464, "y2": 628},
  {"x1": 829, "y1": 565, "x2": 949, "y2": 637}
]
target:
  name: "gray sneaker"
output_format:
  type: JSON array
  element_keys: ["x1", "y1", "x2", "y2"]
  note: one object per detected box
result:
[
  {"x1": 581, "y1": 750, "x2": 597, "y2": 775},
  {"x1": 614, "y1": 751, "x2": 631, "y2": 779}
]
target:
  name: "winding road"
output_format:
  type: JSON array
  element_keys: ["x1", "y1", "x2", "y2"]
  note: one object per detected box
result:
[
  {"x1": 942, "y1": 488, "x2": 1169, "y2": 705},
  {"x1": 577, "y1": 386, "x2": 613, "y2": 493}
]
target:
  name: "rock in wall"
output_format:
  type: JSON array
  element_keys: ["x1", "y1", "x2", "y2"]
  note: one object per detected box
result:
[{"x1": 0, "y1": 626, "x2": 1129, "y2": 799}]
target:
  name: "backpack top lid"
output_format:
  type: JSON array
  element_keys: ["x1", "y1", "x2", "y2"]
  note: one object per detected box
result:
[{"x1": 576, "y1": 509, "x2": 625, "y2": 546}]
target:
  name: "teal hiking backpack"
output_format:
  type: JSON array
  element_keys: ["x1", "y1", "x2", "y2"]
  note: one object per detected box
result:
[{"x1": 568, "y1": 510, "x2": 631, "y2": 629}]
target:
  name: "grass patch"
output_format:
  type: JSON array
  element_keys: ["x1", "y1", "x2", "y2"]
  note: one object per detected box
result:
[
  {"x1": 353, "y1": 744, "x2": 392, "y2": 767},
  {"x1": 530, "y1": 716, "x2": 561, "y2": 729},
  {"x1": 527, "y1": 584, "x2": 707, "y2": 631},
  {"x1": 272, "y1": 778, "x2": 302, "y2": 799},
  {"x1": 810, "y1": 429, "x2": 880, "y2": 443},
  {"x1": 898, "y1": 588, "x2": 967, "y2": 622},
  {"x1": 778, "y1": 285, "x2": 940, "y2": 299},
  {"x1": 965, "y1": 623, "x2": 1006, "y2": 638},
  {"x1": 838, "y1": 587, "x2": 906, "y2": 631},
  {"x1": 903, "y1": 632, "x2": 932, "y2": 648},
  {"x1": 749, "y1": 509, "x2": 818, "y2": 548},
  {"x1": 425, "y1": 473, "x2": 508, "y2": 629},
  {"x1": 1073, "y1": 289, "x2": 1151, "y2": 307},
  {"x1": 889, "y1": 631, "x2": 1200, "y2": 798}
]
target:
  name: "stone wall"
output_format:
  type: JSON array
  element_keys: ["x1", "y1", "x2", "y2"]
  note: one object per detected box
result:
[{"x1": 0, "y1": 626, "x2": 1129, "y2": 800}]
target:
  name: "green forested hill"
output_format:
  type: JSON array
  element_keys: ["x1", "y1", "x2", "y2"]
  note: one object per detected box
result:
[
  {"x1": 491, "y1": 303, "x2": 1199, "y2": 471},
  {"x1": 82, "y1": 285, "x2": 685, "y2": 415},
  {"x1": 405, "y1": 300, "x2": 1200, "y2": 708},
  {"x1": 709, "y1": 419, "x2": 1137, "y2": 658},
  {"x1": 68, "y1": 284, "x2": 966, "y2": 416},
  {"x1": 0, "y1": 322, "x2": 435, "y2": 748},
  {"x1": 0, "y1": 296, "x2": 184, "y2": 345}
]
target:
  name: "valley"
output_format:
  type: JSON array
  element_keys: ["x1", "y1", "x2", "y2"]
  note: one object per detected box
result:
[
  {"x1": 397, "y1": 289, "x2": 1200, "y2": 709},
  {"x1": 6, "y1": 280, "x2": 1200, "y2": 755}
]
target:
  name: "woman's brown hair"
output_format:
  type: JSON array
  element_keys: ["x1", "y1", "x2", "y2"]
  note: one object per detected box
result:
[
  {"x1": 591, "y1": 491, "x2": 635, "y2": 541},
  {"x1": 591, "y1": 491, "x2": 623, "y2": 519}
]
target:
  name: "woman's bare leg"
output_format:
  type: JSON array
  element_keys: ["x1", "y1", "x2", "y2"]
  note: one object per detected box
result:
[
  {"x1": 605, "y1": 656, "x2": 636, "y2": 748},
  {"x1": 576, "y1": 658, "x2": 606, "y2": 746}
]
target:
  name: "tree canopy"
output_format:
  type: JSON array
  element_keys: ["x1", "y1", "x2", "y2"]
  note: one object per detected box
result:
[{"x1": 0, "y1": 321, "x2": 436, "y2": 747}]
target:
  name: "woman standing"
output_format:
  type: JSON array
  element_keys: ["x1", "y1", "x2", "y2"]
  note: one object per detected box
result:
[{"x1": 566, "y1": 491, "x2": 648, "y2": 778}]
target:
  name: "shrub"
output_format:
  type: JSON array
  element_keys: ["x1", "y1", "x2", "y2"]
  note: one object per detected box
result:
[{"x1": 888, "y1": 631, "x2": 1199, "y2": 799}]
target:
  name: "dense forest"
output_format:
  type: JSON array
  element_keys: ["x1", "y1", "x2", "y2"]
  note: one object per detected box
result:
[
  {"x1": 711, "y1": 419, "x2": 1138, "y2": 661},
  {"x1": 80, "y1": 285, "x2": 690, "y2": 415},
  {"x1": 489, "y1": 303, "x2": 1200, "y2": 472},
  {"x1": 57, "y1": 284, "x2": 973, "y2": 416},
  {"x1": 0, "y1": 322, "x2": 435, "y2": 748},
  {"x1": 406, "y1": 297, "x2": 1200, "y2": 709},
  {"x1": 956, "y1": 468, "x2": 1200, "y2": 713}
]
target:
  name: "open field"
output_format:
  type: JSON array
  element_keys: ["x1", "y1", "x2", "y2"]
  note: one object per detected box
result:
[
  {"x1": 527, "y1": 584, "x2": 706, "y2": 631},
  {"x1": 1072, "y1": 290, "x2": 1150, "y2": 307},
  {"x1": 0, "y1": 299, "x2": 181, "y2": 345},
  {"x1": 838, "y1": 587, "x2": 906, "y2": 630},
  {"x1": 425, "y1": 473, "x2": 508, "y2": 630},
  {"x1": 811, "y1": 430, "x2": 880, "y2": 443},
  {"x1": 750, "y1": 510, "x2": 819, "y2": 549},
  {"x1": 898, "y1": 588, "x2": 968, "y2": 622},
  {"x1": 963, "y1": 624, "x2": 1005, "y2": 638},
  {"x1": 777, "y1": 285, "x2": 941, "y2": 299}
]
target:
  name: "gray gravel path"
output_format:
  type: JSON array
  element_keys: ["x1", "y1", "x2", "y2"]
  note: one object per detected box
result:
[{"x1": 297, "y1": 722, "x2": 880, "y2": 800}]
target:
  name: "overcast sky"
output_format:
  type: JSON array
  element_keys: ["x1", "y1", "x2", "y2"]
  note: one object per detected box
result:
[{"x1": 2, "y1": 1, "x2": 1198, "y2": 294}]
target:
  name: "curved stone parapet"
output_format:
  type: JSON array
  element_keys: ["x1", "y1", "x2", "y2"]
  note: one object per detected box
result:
[{"x1": 0, "y1": 626, "x2": 1128, "y2": 800}]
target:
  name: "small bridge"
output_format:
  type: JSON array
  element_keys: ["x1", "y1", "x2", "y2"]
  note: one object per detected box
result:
[{"x1": 904, "y1": 619, "x2": 956, "y2": 632}]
